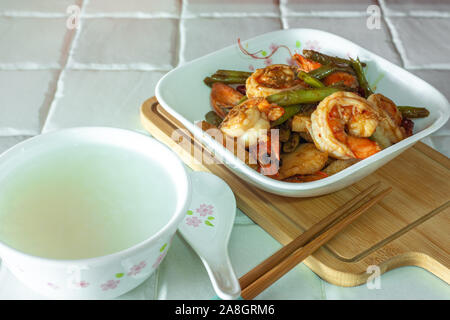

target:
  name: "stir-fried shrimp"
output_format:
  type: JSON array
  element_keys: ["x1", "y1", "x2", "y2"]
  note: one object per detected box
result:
[
  {"x1": 219, "y1": 98, "x2": 284, "y2": 147},
  {"x1": 367, "y1": 93, "x2": 407, "y2": 149},
  {"x1": 278, "y1": 143, "x2": 328, "y2": 179},
  {"x1": 293, "y1": 54, "x2": 322, "y2": 72},
  {"x1": 310, "y1": 91, "x2": 381, "y2": 160},
  {"x1": 203, "y1": 44, "x2": 431, "y2": 182},
  {"x1": 246, "y1": 64, "x2": 306, "y2": 98},
  {"x1": 210, "y1": 83, "x2": 244, "y2": 118}
]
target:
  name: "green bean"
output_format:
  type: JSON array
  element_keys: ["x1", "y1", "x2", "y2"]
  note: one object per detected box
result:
[
  {"x1": 350, "y1": 58, "x2": 373, "y2": 98},
  {"x1": 215, "y1": 70, "x2": 253, "y2": 78},
  {"x1": 282, "y1": 133, "x2": 300, "y2": 153},
  {"x1": 267, "y1": 87, "x2": 340, "y2": 106},
  {"x1": 303, "y1": 49, "x2": 366, "y2": 67},
  {"x1": 271, "y1": 104, "x2": 302, "y2": 127},
  {"x1": 203, "y1": 75, "x2": 248, "y2": 87},
  {"x1": 397, "y1": 106, "x2": 430, "y2": 118},
  {"x1": 297, "y1": 70, "x2": 325, "y2": 88},
  {"x1": 308, "y1": 65, "x2": 355, "y2": 80},
  {"x1": 205, "y1": 111, "x2": 223, "y2": 127}
]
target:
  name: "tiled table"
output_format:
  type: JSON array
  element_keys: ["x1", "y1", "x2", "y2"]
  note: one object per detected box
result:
[{"x1": 0, "y1": 0, "x2": 449, "y2": 300}]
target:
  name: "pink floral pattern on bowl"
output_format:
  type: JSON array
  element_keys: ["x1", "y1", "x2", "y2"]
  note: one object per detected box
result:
[
  {"x1": 186, "y1": 216, "x2": 202, "y2": 227},
  {"x1": 304, "y1": 40, "x2": 321, "y2": 51},
  {"x1": 195, "y1": 204, "x2": 214, "y2": 216},
  {"x1": 127, "y1": 261, "x2": 147, "y2": 276},
  {"x1": 101, "y1": 279, "x2": 120, "y2": 291}
]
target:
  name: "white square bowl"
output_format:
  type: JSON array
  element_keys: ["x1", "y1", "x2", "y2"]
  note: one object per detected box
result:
[{"x1": 156, "y1": 29, "x2": 449, "y2": 197}]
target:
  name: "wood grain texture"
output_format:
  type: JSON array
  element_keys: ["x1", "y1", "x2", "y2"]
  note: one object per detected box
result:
[{"x1": 140, "y1": 97, "x2": 450, "y2": 287}]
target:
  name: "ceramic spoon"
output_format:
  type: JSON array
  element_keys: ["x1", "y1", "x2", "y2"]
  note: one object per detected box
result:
[{"x1": 178, "y1": 171, "x2": 241, "y2": 300}]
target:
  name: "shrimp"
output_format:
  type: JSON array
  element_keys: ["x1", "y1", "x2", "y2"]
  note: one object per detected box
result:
[
  {"x1": 367, "y1": 93, "x2": 407, "y2": 149},
  {"x1": 210, "y1": 82, "x2": 244, "y2": 118},
  {"x1": 293, "y1": 54, "x2": 322, "y2": 72},
  {"x1": 246, "y1": 64, "x2": 307, "y2": 98},
  {"x1": 219, "y1": 97, "x2": 284, "y2": 147},
  {"x1": 293, "y1": 54, "x2": 358, "y2": 88},
  {"x1": 278, "y1": 143, "x2": 328, "y2": 179},
  {"x1": 310, "y1": 91, "x2": 381, "y2": 160}
]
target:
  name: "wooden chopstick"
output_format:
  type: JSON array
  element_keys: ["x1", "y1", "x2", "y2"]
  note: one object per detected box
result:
[
  {"x1": 240, "y1": 185, "x2": 392, "y2": 300},
  {"x1": 239, "y1": 181, "x2": 381, "y2": 290}
]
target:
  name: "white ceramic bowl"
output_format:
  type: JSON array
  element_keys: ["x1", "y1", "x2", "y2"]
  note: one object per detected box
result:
[
  {"x1": 156, "y1": 29, "x2": 450, "y2": 197},
  {"x1": 0, "y1": 127, "x2": 191, "y2": 299}
]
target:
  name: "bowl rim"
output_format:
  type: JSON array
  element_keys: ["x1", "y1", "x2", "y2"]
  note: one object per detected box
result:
[
  {"x1": 155, "y1": 28, "x2": 450, "y2": 193},
  {"x1": 0, "y1": 126, "x2": 191, "y2": 265}
]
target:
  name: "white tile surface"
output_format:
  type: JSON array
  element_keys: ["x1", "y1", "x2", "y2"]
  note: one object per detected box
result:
[
  {"x1": 411, "y1": 69, "x2": 450, "y2": 101},
  {"x1": 415, "y1": 65, "x2": 450, "y2": 158},
  {"x1": 0, "y1": 18, "x2": 71, "y2": 68},
  {"x1": 286, "y1": 17, "x2": 402, "y2": 64},
  {"x1": 70, "y1": 18, "x2": 178, "y2": 69},
  {"x1": 0, "y1": 0, "x2": 81, "y2": 15},
  {"x1": 43, "y1": 70, "x2": 165, "y2": 133},
  {"x1": 0, "y1": 70, "x2": 57, "y2": 135},
  {"x1": 281, "y1": 0, "x2": 377, "y2": 15},
  {"x1": 181, "y1": 17, "x2": 282, "y2": 63},
  {"x1": 84, "y1": 0, "x2": 180, "y2": 17},
  {"x1": 184, "y1": 0, "x2": 280, "y2": 17},
  {"x1": 388, "y1": 17, "x2": 450, "y2": 68},
  {"x1": 383, "y1": 0, "x2": 450, "y2": 16}
]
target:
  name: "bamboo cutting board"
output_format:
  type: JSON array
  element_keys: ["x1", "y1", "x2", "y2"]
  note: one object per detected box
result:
[{"x1": 140, "y1": 97, "x2": 450, "y2": 287}]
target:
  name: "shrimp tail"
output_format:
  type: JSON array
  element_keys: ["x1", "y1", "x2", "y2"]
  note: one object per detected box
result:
[
  {"x1": 347, "y1": 136, "x2": 381, "y2": 159},
  {"x1": 293, "y1": 54, "x2": 322, "y2": 72}
]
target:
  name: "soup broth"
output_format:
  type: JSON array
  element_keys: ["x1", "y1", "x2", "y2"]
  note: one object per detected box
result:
[{"x1": 0, "y1": 143, "x2": 177, "y2": 260}]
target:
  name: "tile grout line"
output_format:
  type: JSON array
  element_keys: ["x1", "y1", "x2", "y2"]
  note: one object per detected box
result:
[
  {"x1": 1, "y1": 11, "x2": 448, "y2": 19},
  {"x1": 0, "y1": 63, "x2": 60, "y2": 71},
  {"x1": 378, "y1": 0, "x2": 407, "y2": 68},
  {"x1": 39, "y1": 0, "x2": 87, "y2": 134},
  {"x1": 67, "y1": 63, "x2": 174, "y2": 72},
  {"x1": 81, "y1": 13, "x2": 180, "y2": 19},
  {"x1": 176, "y1": 0, "x2": 187, "y2": 67}
]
